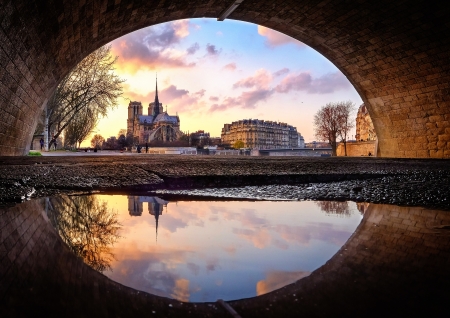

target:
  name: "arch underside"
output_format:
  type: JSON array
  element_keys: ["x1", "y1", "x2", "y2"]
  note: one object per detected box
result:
[{"x1": 0, "y1": 0, "x2": 449, "y2": 157}]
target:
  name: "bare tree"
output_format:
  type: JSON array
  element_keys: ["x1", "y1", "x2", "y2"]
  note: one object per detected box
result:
[
  {"x1": 313, "y1": 101, "x2": 355, "y2": 156},
  {"x1": 315, "y1": 201, "x2": 351, "y2": 217},
  {"x1": 91, "y1": 134, "x2": 105, "y2": 149},
  {"x1": 46, "y1": 195, "x2": 121, "y2": 272},
  {"x1": 44, "y1": 45, "x2": 124, "y2": 150},
  {"x1": 64, "y1": 107, "x2": 98, "y2": 148},
  {"x1": 314, "y1": 103, "x2": 340, "y2": 156},
  {"x1": 336, "y1": 101, "x2": 356, "y2": 156}
]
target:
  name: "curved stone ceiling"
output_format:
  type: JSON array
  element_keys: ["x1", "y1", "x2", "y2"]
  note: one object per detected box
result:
[{"x1": 0, "y1": 0, "x2": 449, "y2": 157}]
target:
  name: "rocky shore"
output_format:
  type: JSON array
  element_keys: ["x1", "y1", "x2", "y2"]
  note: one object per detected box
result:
[{"x1": 0, "y1": 155, "x2": 449, "y2": 210}]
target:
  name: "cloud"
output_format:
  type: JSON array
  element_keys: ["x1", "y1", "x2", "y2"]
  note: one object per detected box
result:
[
  {"x1": 257, "y1": 25, "x2": 307, "y2": 48},
  {"x1": 209, "y1": 69, "x2": 275, "y2": 112},
  {"x1": 205, "y1": 258, "x2": 220, "y2": 273},
  {"x1": 233, "y1": 69, "x2": 272, "y2": 89},
  {"x1": 275, "y1": 71, "x2": 351, "y2": 94},
  {"x1": 125, "y1": 83, "x2": 207, "y2": 115},
  {"x1": 187, "y1": 42, "x2": 200, "y2": 55},
  {"x1": 273, "y1": 68, "x2": 290, "y2": 77},
  {"x1": 159, "y1": 85, "x2": 190, "y2": 101},
  {"x1": 208, "y1": 69, "x2": 351, "y2": 112},
  {"x1": 223, "y1": 62, "x2": 237, "y2": 71},
  {"x1": 240, "y1": 89, "x2": 273, "y2": 108},
  {"x1": 205, "y1": 43, "x2": 221, "y2": 56},
  {"x1": 209, "y1": 88, "x2": 273, "y2": 112},
  {"x1": 209, "y1": 96, "x2": 219, "y2": 102},
  {"x1": 233, "y1": 227, "x2": 271, "y2": 249},
  {"x1": 111, "y1": 20, "x2": 196, "y2": 73},
  {"x1": 195, "y1": 89, "x2": 206, "y2": 97},
  {"x1": 187, "y1": 262, "x2": 200, "y2": 275},
  {"x1": 256, "y1": 270, "x2": 311, "y2": 296},
  {"x1": 172, "y1": 278, "x2": 190, "y2": 302}
]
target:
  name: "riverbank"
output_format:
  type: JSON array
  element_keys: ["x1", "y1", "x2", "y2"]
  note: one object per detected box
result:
[{"x1": 0, "y1": 155, "x2": 449, "y2": 210}]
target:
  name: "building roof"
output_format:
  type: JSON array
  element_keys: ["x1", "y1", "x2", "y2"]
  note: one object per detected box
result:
[
  {"x1": 154, "y1": 112, "x2": 179, "y2": 124},
  {"x1": 139, "y1": 115, "x2": 154, "y2": 124}
]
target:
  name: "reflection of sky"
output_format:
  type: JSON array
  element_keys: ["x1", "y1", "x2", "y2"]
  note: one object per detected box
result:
[{"x1": 96, "y1": 195, "x2": 362, "y2": 302}]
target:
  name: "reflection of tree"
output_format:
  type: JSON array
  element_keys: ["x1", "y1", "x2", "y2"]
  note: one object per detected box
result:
[
  {"x1": 315, "y1": 201, "x2": 351, "y2": 217},
  {"x1": 46, "y1": 195, "x2": 121, "y2": 272}
]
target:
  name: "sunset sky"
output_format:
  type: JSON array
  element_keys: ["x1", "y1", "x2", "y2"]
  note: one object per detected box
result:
[{"x1": 84, "y1": 18, "x2": 362, "y2": 146}]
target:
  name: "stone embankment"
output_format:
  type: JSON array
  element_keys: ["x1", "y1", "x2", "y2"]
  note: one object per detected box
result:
[{"x1": 0, "y1": 155, "x2": 449, "y2": 210}]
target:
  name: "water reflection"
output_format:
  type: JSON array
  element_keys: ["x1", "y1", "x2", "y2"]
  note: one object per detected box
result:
[
  {"x1": 46, "y1": 195, "x2": 121, "y2": 272},
  {"x1": 315, "y1": 201, "x2": 351, "y2": 216},
  {"x1": 47, "y1": 195, "x2": 363, "y2": 302},
  {"x1": 128, "y1": 196, "x2": 168, "y2": 241}
]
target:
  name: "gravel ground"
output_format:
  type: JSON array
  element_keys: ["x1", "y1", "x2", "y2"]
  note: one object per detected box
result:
[{"x1": 0, "y1": 155, "x2": 449, "y2": 210}]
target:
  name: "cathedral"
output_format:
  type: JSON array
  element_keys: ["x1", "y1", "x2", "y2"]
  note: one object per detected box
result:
[{"x1": 127, "y1": 77, "x2": 183, "y2": 144}]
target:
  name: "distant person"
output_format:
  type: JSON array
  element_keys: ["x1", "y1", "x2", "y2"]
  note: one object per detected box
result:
[
  {"x1": 39, "y1": 138, "x2": 44, "y2": 150},
  {"x1": 50, "y1": 138, "x2": 56, "y2": 150},
  {"x1": 145, "y1": 142, "x2": 148, "y2": 153},
  {"x1": 368, "y1": 152, "x2": 372, "y2": 156},
  {"x1": 137, "y1": 145, "x2": 142, "y2": 153}
]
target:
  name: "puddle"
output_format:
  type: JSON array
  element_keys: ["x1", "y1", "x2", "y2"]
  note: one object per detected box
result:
[{"x1": 44, "y1": 194, "x2": 363, "y2": 302}]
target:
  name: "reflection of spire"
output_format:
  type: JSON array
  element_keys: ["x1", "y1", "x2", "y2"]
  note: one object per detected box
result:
[{"x1": 155, "y1": 209, "x2": 159, "y2": 243}]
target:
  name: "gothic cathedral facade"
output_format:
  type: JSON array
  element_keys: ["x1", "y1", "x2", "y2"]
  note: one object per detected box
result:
[{"x1": 127, "y1": 77, "x2": 183, "y2": 144}]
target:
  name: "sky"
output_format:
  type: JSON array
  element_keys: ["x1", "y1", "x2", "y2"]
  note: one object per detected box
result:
[{"x1": 83, "y1": 18, "x2": 362, "y2": 146}]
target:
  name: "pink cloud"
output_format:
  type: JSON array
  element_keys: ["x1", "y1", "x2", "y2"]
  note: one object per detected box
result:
[
  {"x1": 194, "y1": 89, "x2": 206, "y2": 97},
  {"x1": 209, "y1": 97, "x2": 239, "y2": 112},
  {"x1": 223, "y1": 63, "x2": 237, "y2": 71},
  {"x1": 257, "y1": 25, "x2": 307, "y2": 48},
  {"x1": 275, "y1": 71, "x2": 351, "y2": 94},
  {"x1": 160, "y1": 85, "x2": 190, "y2": 101},
  {"x1": 233, "y1": 228, "x2": 271, "y2": 249},
  {"x1": 273, "y1": 68, "x2": 290, "y2": 77},
  {"x1": 233, "y1": 69, "x2": 272, "y2": 89},
  {"x1": 240, "y1": 89, "x2": 273, "y2": 108},
  {"x1": 125, "y1": 84, "x2": 206, "y2": 115},
  {"x1": 256, "y1": 270, "x2": 311, "y2": 296},
  {"x1": 111, "y1": 20, "x2": 196, "y2": 73},
  {"x1": 208, "y1": 69, "x2": 350, "y2": 113},
  {"x1": 209, "y1": 96, "x2": 219, "y2": 102},
  {"x1": 275, "y1": 73, "x2": 312, "y2": 93},
  {"x1": 209, "y1": 88, "x2": 273, "y2": 112}
]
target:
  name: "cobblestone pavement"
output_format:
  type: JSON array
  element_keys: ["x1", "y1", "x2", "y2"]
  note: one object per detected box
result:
[
  {"x1": 0, "y1": 155, "x2": 449, "y2": 210},
  {"x1": 1, "y1": 155, "x2": 450, "y2": 317}
]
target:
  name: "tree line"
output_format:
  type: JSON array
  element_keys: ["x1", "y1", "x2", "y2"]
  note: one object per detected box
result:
[{"x1": 36, "y1": 45, "x2": 124, "y2": 150}]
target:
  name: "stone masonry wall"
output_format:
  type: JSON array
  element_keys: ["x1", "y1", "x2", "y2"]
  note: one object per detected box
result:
[{"x1": 337, "y1": 141, "x2": 377, "y2": 157}]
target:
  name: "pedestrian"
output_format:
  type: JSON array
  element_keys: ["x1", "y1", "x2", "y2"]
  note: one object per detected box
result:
[
  {"x1": 39, "y1": 138, "x2": 44, "y2": 150},
  {"x1": 53, "y1": 139, "x2": 57, "y2": 151},
  {"x1": 137, "y1": 145, "x2": 141, "y2": 153},
  {"x1": 145, "y1": 142, "x2": 148, "y2": 153}
]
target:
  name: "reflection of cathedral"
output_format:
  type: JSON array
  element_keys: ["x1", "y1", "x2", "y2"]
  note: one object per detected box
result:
[
  {"x1": 128, "y1": 196, "x2": 169, "y2": 240},
  {"x1": 127, "y1": 77, "x2": 184, "y2": 144}
]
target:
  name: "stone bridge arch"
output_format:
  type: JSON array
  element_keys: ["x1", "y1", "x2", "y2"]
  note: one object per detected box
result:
[{"x1": 0, "y1": 0, "x2": 449, "y2": 157}]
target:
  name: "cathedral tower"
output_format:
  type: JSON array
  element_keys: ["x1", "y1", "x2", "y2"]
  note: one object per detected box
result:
[{"x1": 127, "y1": 101, "x2": 143, "y2": 138}]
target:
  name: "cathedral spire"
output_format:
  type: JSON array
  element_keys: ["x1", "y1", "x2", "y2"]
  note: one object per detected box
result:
[{"x1": 154, "y1": 73, "x2": 160, "y2": 107}]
